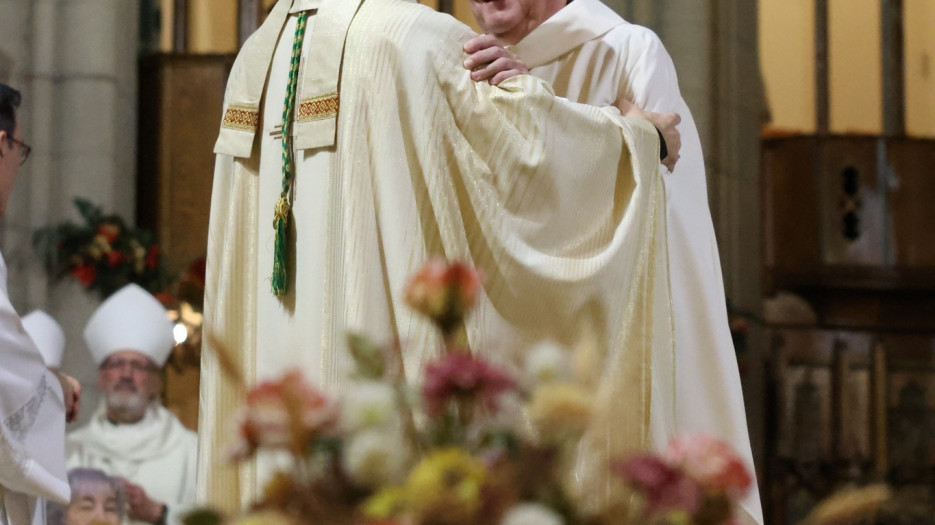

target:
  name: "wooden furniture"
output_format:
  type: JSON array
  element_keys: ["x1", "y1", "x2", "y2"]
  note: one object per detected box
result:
[
  {"x1": 137, "y1": 53, "x2": 233, "y2": 276},
  {"x1": 761, "y1": 134, "x2": 935, "y2": 523},
  {"x1": 137, "y1": 53, "x2": 235, "y2": 429}
]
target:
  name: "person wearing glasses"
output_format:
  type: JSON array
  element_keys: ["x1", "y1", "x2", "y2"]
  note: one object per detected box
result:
[
  {"x1": 66, "y1": 284, "x2": 197, "y2": 525},
  {"x1": 1, "y1": 83, "x2": 82, "y2": 525},
  {"x1": 0, "y1": 83, "x2": 31, "y2": 215}
]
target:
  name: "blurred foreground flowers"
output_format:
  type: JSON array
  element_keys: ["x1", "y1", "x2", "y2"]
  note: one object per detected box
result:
[{"x1": 190, "y1": 259, "x2": 904, "y2": 525}]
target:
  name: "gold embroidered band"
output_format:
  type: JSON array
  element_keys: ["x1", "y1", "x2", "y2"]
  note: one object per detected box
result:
[
  {"x1": 221, "y1": 104, "x2": 260, "y2": 132},
  {"x1": 296, "y1": 93, "x2": 339, "y2": 123}
]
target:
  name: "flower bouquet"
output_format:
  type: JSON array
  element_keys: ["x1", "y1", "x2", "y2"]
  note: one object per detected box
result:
[
  {"x1": 192, "y1": 260, "x2": 757, "y2": 525},
  {"x1": 612, "y1": 435, "x2": 753, "y2": 525},
  {"x1": 33, "y1": 198, "x2": 172, "y2": 299}
]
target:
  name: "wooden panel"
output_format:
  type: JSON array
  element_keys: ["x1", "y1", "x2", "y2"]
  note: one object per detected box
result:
[
  {"x1": 762, "y1": 137, "x2": 821, "y2": 292},
  {"x1": 817, "y1": 136, "x2": 884, "y2": 266},
  {"x1": 765, "y1": 327, "x2": 877, "y2": 525},
  {"x1": 763, "y1": 134, "x2": 935, "y2": 297},
  {"x1": 877, "y1": 334, "x2": 935, "y2": 487},
  {"x1": 887, "y1": 137, "x2": 935, "y2": 267},
  {"x1": 137, "y1": 54, "x2": 234, "y2": 430},
  {"x1": 764, "y1": 327, "x2": 935, "y2": 523},
  {"x1": 138, "y1": 54, "x2": 234, "y2": 275}
]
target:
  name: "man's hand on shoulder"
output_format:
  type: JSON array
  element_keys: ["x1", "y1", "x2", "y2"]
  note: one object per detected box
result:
[
  {"x1": 119, "y1": 477, "x2": 168, "y2": 524},
  {"x1": 463, "y1": 34, "x2": 529, "y2": 86},
  {"x1": 617, "y1": 99, "x2": 682, "y2": 172}
]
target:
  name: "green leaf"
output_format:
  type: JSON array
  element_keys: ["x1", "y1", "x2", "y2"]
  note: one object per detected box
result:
[
  {"x1": 347, "y1": 332, "x2": 386, "y2": 379},
  {"x1": 180, "y1": 508, "x2": 223, "y2": 525},
  {"x1": 74, "y1": 198, "x2": 102, "y2": 224}
]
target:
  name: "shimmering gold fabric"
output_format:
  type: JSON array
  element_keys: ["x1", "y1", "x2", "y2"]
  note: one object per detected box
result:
[{"x1": 200, "y1": 0, "x2": 670, "y2": 516}]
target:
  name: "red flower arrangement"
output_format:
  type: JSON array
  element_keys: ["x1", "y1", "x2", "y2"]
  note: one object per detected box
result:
[{"x1": 33, "y1": 198, "x2": 172, "y2": 300}]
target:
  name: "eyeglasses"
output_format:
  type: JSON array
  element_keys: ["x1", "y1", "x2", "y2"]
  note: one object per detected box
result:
[
  {"x1": 6, "y1": 136, "x2": 31, "y2": 166},
  {"x1": 100, "y1": 358, "x2": 157, "y2": 374}
]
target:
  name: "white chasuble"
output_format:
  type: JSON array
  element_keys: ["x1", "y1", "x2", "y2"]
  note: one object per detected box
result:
[
  {"x1": 200, "y1": 0, "x2": 671, "y2": 517},
  {"x1": 511, "y1": 1, "x2": 763, "y2": 523},
  {"x1": 66, "y1": 404, "x2": 199, "y2": 525},
  {"x1": 0, "y1": 253, "x2": 70, "y2": 525}
]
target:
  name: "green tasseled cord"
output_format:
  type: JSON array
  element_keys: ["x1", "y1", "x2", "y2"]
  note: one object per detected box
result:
[{"x1": 272, "y1": 12, "x2": 309, "y2": 296}]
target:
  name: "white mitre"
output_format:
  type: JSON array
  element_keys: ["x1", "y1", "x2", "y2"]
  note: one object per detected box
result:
[
  {"x1": 22, "y1": 309, "x2": 66, "y2": 367},
  {"x1": 83, "y1": 283, "x2": 175, "y2": 366}
]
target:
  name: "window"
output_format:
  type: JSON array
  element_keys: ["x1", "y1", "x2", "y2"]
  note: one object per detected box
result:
[{"x1": 759, "y1": 0, "x2": 934, "y2": 137}]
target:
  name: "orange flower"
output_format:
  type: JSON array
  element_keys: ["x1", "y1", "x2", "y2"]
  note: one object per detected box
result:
[
  {"x1": 96, "y1": 222, "x2": 121, "y2": 244},
  {"x1": 404, "y1": 259, "x2": 483, "y2": 332},
  {"x1": 229, "y1": 370, "x2": 340, "y2": 460}
]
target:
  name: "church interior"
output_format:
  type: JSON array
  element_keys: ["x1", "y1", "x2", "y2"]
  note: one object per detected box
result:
[{"x1": 0, "y1": 0, "x2": 933, "y2": 524}]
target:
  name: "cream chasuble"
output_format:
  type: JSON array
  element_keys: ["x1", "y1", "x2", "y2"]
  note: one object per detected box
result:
[
  {"x1": 0, "y1": 252, "x2": 70, "y2": 525},
  {"x1": 510, "y1": 1, "x2": 763, "y2": 523},
  {"x1": 199, "y1": 0, "x2": 672, "y2": 516}
]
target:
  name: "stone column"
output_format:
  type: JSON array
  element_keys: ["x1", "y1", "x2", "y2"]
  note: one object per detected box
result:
[{"x1": 0, "y1": 0, "x2": 140, "y2": 427}]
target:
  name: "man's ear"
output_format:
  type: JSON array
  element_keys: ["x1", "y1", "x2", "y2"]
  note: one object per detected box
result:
[{"x1": 0, "y1": 130, "x2": 5, "y2": 158}]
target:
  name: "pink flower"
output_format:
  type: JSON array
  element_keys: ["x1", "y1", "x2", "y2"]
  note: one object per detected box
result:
[
  {"x1": 404, "y1": 259, "x2": 483, "y2": 331},
  {"x1": 422, "y1": 353, "x2": 516, "y2": 418},
  {"x1": 612, "y1": 453, "x2": 703, "y2": 516},
  {"x1": 229, "y1": 370, "x2": 339, "y2": 460},
  {"x1": 664, "y1": 435, "x2": 752, "y2": 496}
]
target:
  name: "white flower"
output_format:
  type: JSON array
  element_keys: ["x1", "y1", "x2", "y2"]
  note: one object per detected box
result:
[
  {"x1": 500, "y1": 503, "x2": 564, "y2": 525},
  {"x1": 343, "y1": 430, "x2": 409, "y2": 488},
  {"x1": 523, "y1": 341, "x2": 570, "y2": 387},
  {"x1": 342, "y1": 381, "x2": 398, "y2": 431}
]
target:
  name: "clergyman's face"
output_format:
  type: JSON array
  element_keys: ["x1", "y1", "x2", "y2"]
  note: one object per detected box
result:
[
  {"x1": 98, "y1": 350, "x2": 160, "y2": 423},
  {"x1": 468, "y1": 0, "x2": 548, "y2": 45},
  {"x1": 0, "y1": 125, "x2": 23, "y2": 217},
  {"x1": 64, "y1": 481, "x2": 121, "y2": 525}
]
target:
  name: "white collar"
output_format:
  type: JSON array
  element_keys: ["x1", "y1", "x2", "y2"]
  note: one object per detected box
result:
[
  {"x1": 290, "y1": 0, "x2": 322, "y2": 13},
  {"x1": 510, "y1": 0, "x2": 626, "y2": 69},
  {"x1": 72, "y1": 402, "x2": 190, "y2": 462},
  {"x1": 215, "y1": 0, "x2": 364, "y2": 158}
]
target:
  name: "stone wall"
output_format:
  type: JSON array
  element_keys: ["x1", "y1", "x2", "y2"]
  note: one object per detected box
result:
[{"x1": 0, "y1": 0, "x2": 140, "y2": 428}]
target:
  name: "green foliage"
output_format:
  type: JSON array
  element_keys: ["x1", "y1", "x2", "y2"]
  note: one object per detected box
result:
[
  {"x1": 347, "y1": 332, "x2": 386, "y2": 380},
  {"x1": 181, "y1": 508, "x2": 223, "y2": 525}
]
